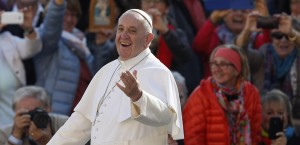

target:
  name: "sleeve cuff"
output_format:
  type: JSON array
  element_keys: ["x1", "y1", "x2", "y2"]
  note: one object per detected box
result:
[
  {"x1": 8, "y1": 134, "x2": 22, "y2": 145},
  {"x1": 131, "y1": 92, "x2": 145, "y2": 117}
]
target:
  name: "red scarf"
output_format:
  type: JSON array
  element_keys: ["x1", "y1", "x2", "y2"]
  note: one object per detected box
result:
[{"x1": 156, "y1": 24, "x2": 175, "y2": 68}]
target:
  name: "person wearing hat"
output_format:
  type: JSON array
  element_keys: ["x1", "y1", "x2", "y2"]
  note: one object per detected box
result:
[
  {"x1": 183, "y1": 44, "x2": 262, "y2": 145},
  {"x1": 47, "y1": 8, "x2": 183, "y2": 145}
]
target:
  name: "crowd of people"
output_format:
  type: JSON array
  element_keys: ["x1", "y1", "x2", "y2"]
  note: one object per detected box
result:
[{"x1": 1, "y1": 0, "x2": 300, "y2": 145}]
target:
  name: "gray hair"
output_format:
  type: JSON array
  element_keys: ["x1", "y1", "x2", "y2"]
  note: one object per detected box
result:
[
  {"x1": 12, "y1": 86, "x2": 51, "y2": 110},
  {"x1": 122, "y1": 9, "x2": 153, "y2": 33},
  {"x1": 261, "y1": 89, "x2": 293, "y2": 126}
]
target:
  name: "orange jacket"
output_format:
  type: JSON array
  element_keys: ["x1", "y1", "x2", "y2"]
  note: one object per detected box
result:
[{"x1": 183, "y1": 77, "x2": 262, "y2": 145}]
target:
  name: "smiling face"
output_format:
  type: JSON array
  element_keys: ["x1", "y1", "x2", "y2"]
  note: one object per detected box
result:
[
  {"x1": 271, "y1": 31, "x2": 295, "y2": 58},
  {"x1": 224, "y1": 10, "x2": 249, "y2": 34},
  {"x1": 210, "y1": 57, "x2": 239, "y2": 87},
  {"x1": 115, "y1": 11, "x2": 154, "y2": 60},
  {"x1": 63, "y1": 9, "x2": 79, "y2": 33}
]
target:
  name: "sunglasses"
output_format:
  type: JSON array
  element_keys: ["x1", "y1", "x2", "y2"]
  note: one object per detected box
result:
[{"x1": 271, "y1": 32, "x2": 288, "y2": 40}]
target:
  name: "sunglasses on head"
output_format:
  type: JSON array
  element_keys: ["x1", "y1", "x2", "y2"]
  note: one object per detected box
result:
[{"x1": 271, "y1": 32, "x2": 288, "y2": 40}]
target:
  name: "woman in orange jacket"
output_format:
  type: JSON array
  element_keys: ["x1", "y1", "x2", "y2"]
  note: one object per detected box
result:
[{"x1": 183, "y1": 44, "x2": 262, "y2": 145}]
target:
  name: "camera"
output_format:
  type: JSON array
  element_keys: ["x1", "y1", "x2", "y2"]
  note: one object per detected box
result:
[
  {"x1": 268, "y1": 116, "x2": 283, "y2": 139},
  {"x1": 27, "y1": 107, "x2": 50, "y2": 129},
  {"x1": 0, "y1": 12, "x2": 24, "y2": 25},
  {"x1": 256, "y1": 16, "x2": 279, "y2": 29}
]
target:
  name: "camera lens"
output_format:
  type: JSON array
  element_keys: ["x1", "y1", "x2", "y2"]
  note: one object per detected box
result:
[{"x1": 32, "y1": 113, "x2": 50, "y2": 128}]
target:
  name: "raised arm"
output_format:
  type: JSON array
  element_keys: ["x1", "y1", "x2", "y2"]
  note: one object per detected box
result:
[
  {"x1": 38, "y1": 0, "x2": 66, "y2": 55},
  {"x1": 117, "y1": 69, "x2": 183, "y2": 139},
  {"x1": 193, "y1": 10, "x2": 230, "y2": 56},
  {"x1": 12, "y1": 6, "x2": 42, "y2": 59}
]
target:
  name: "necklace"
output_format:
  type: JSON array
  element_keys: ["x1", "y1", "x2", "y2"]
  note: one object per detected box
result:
[{"x1": 93, "y1": 52, "x2": 151, "y2": 125}]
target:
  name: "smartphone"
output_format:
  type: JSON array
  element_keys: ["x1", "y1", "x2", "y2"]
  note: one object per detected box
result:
[
  {"x1": 268, "y1": 116, "x2": 284, "y2": 140},
  {"x1": 0, "y1": 12, "x2": 24, "y2": 25},
  {"x1": 256, "y1": 16, "x2": 279, "y2": 29},
  {"x1": 204, "y1": 0, "x2": 254, "y2": 10}
]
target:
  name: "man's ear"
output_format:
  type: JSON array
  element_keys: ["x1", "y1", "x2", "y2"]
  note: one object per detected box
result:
[{"x1": 146, "y1": 33, "x2": 154, "y2": 45}]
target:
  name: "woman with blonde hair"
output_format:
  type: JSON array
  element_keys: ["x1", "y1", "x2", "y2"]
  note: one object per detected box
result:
[{"x1": 183, "y1": 44, "x2": 262, "y2": 145}]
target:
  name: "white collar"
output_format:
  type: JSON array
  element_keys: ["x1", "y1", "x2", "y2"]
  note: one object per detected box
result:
[{"x1": 118, "y1": 49, "x2": 151, "y2": 71}]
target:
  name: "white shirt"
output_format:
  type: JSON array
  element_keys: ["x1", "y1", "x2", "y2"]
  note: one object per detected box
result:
[
  {"x1": 48, "y1": 49, "x2": 183, "y2": 145},
  {"x1": 0, "y1": 50, "x2": 20, "y2": 126},
  {"x1": 0, "y1": 31, "x2": 41, "y2": 127}
]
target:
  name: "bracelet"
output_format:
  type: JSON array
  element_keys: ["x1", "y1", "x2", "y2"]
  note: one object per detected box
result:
[
  {"x1": 24, "y1": 28, "x2": 35, "y2": 36},
  {"x1": 8, "y1": 134, "x2": 22, "y2": 145}
]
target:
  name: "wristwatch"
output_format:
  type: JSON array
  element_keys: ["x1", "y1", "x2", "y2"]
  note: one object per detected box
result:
[
  {"x1": 24, "y1": 28, "x2": 35, "y2": 36},
  {"x1": 8, "y1": 134, "x2": 22, "y2": 145}
]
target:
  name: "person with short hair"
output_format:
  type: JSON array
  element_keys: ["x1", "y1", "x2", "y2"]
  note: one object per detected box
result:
[
  {"x1": 47, "y1": 8, "x2": 183, "y2": 145},
  {"x1": 260, "y1": 89, "x2": 300, "y2": 145},
  {"x1": 0, "y1": 86, "x2": 68, "y2": 145}
]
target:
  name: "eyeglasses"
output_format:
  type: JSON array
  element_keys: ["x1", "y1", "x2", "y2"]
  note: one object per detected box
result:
[
  {"x1": 210, "y1": 62, "x2": 234, "y2": 70},
  {"x1": 271, "y1": 32, "x2": 288, "y2": 40}
]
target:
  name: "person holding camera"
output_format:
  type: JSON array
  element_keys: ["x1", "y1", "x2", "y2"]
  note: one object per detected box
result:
[
  {"x1": 0, "y1": 4, "x2": 41, "y2": 126},
  {"x1": 192, "y1": 0, "x2": 269, "y2": 79},
  {"x1": 0, "y1": 86, "x2": 68, "y2": 145},
  {"x1": 236, "y1": 11, "x2": 300, "y2": 134},
  {"x1": 260, "y1": 89, "x2": 300, "y2": 145}
]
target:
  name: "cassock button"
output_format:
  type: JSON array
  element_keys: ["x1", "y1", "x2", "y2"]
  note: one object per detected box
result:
[
  {"x1": 97, "y1": 120, "x2": 100, "y2": 123},
  {"x1": 93, "y1": 137, "x2": 96, "y2": 139}
]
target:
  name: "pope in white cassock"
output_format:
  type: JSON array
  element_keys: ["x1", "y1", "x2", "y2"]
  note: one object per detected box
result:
[{"x1": 47, "y1": 8, "x2": 184, "y2": 145}]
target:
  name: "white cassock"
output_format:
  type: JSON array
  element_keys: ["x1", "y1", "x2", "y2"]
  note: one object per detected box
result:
[{"x1": 47, "y1": 48, "x2": 184, "y2": 145}]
